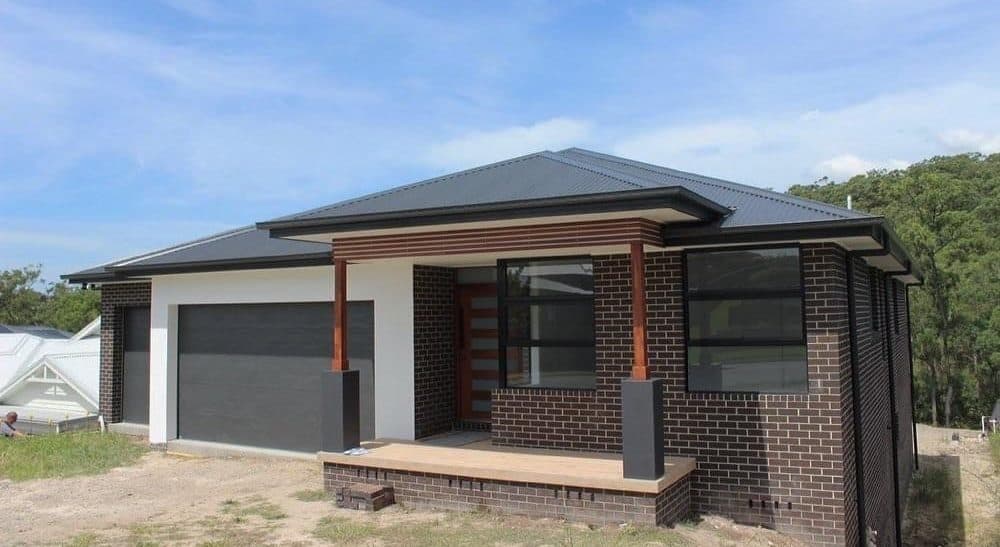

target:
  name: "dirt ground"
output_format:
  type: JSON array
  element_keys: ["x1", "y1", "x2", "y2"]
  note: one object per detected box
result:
[
  {"x1": 902, "y1": 424, "x2": 1000, "y2": 546},
  {"x1": 1, "y1": 449, "x2": 803, "y2": 547}
]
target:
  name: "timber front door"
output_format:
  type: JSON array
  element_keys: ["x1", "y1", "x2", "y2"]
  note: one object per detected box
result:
[{"x1": 455, "y1": 269, "x2": 499, "y2": 424}]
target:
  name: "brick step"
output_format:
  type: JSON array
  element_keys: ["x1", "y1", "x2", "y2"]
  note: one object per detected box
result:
[{"x1": 335, "y1": 483, "x2": 395, "y2": 511}]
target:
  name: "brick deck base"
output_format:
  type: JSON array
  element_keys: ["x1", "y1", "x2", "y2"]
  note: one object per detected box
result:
[{"x1": 323, "y1": 463, "x2": 691, "y2": 527}]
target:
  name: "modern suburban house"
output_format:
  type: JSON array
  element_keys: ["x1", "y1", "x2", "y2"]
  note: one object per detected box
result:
[{"x1": 65, "y1": 148, "x2": 920, "y2": 546}]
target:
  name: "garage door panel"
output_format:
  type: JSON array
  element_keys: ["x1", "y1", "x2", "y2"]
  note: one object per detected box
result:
[
  {"x1": 177, "y1": 302, "x2": 374, "y2": 452},
  {"x1": 122, "y1": 306, "x2": 150, "y2": 424}
]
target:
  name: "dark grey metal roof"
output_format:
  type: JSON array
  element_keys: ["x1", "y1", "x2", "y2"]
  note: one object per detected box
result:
[
  {"x1": 65, "y1": 148, "x2": 915, "y2": 283},
  {"x1": 63, "y1": 226, "x2": 331, "y2": 283},
  {"x1": 262, "y1": 148, "x2": 869, "y2": 230},
  {"x1": 556, "y1": 148, "x2": 871, "y2": 227}
]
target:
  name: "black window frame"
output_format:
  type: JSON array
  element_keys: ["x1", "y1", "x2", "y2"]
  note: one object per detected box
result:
[
  {"x1": 497, "y1": 255, "x2": 597, "y2": 390},
  {"x1": 682, "y1": 243, "x2": 809, "y2": 394}
]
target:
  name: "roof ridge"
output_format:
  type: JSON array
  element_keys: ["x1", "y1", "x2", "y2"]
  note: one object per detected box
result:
[
  {"x1": 114, "y1": 226, "x2": 257, "y2": 268},
  {"x1": 560, "y1": 148, "x2": 863, "y2": 219},
  {"x1": 269, "y1": 151, "x2": 551, "y2": 222},
  {"x1": 539, "y1": 151, "x2": 662, "y2": 190}
]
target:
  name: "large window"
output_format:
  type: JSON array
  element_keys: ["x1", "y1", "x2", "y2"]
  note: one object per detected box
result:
[
  {"x1": 499, "y1": 257, "x2": 595, "y2": 389},
  {"x1": 685, "y1": 246, "x2": 807, "y2": 393}
]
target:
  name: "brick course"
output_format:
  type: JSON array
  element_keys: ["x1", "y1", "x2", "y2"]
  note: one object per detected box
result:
[
  {"x1": 323, "y1": 462, "x2": 690, "y2": 526},
  {"x1": 99, "y1": 282, "x2": 151, "y2": 423},
  {"x1": 413, "y1": 265, "x2": 457, "y2": 438}
]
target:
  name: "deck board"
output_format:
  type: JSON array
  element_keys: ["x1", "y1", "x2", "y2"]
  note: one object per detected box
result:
[{"x1": 319, "y1": 439, "x2": 695, "y2": 494}]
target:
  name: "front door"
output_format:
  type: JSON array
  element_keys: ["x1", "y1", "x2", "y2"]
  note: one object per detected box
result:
[{"x1": 456, "y1": 283, "x2": 498, "y2": 423}]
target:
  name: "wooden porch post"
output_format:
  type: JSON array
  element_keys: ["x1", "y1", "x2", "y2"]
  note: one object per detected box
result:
[
  {"x1": 630, "y1": 241, "x2": 649, "y2": 380},
  {"x1": 333, "y1": 257, "x2": 348, "y2": 372}
]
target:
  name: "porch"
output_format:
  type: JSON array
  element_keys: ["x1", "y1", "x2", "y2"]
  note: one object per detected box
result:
[{"x1": 319, "y1": 431, "x2": 696, "y2": 526}]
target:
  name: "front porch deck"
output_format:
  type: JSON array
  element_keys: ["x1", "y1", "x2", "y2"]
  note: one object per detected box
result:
[{"x1": 319, "y1": 433, "x2": 696, "y2": 526}]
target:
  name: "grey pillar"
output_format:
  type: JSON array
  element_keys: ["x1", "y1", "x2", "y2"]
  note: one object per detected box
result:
[
  {"x1": 322, "y1": 369, "x2": 361, "y2": 452},
  {"x1": 621, "y1": 378, "x2": 664, "y2": 480}
]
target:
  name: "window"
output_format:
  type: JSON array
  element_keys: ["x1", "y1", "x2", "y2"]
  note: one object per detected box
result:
[
  {"x1": 685, "y1": 246, "x2": 807, "y2": 393},
  {"x1": 499, "y1": 257, "x2": 595, "y2": 389},
  {"x1": 870, "y1": 269, "x2": 881, "y2": 331}
]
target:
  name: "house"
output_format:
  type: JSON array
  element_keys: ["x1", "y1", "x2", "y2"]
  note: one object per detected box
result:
[
  {"x1": 0, "y1": 317, "x2": 101, "y2": 433},
  {"x1": 65, "y1": 148, "x2": 920, "y2": 546}
]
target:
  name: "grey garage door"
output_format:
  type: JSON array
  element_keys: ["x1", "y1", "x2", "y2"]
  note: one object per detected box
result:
[
  {"x1": 122, "y1": 306, "x2": 151, "y2": 424},
  {"x1": 177, "y1": 302, "x2": 374, "y2": 452}
]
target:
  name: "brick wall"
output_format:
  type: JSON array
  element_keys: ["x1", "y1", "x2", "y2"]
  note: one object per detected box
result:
[
  {"x1": 848, "y1": 259, "x2": 916, "y2": 546},
  {"x1": 492, "y1": 245, "x2": 855, "y2": 545},
  {"x1": 492, "y1": 254, "x2": 631, "y2": 451},
  {"x1": 99, "y1": 282, "x2": 151, "y2": 422},
  {"x1": 323, "y1": 462, "x2": 691, "y2": 526},
  {"x1": 890, "y1": 279, "x2": 915, "y2": 510},
  {"x1": 413, "y1": 265, "x2": 457, "y2": 438}
]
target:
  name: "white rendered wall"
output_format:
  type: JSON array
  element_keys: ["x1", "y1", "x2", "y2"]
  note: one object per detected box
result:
[{"x1": 147, "y1": 262, "x2": 415, "y2": 445}]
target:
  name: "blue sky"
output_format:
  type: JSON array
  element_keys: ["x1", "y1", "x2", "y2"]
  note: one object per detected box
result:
[{"x1": 2, "y1": 0, "x2": 1000, "y2": 283}]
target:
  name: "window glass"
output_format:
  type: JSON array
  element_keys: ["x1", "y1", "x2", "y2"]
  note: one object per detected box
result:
[
  {"x1": 688, "y1": 298, "x2": 802, "y2": 342},
  {"x1": 685, "y1": 247, "x2": 807, "y2": 393},
  {"x1": 687, "y1": 247, "x2": 800, "y2": 293},
  {"x1": 505, "y1": 346, "x2": 596, "y2": 389},
  {"x1": 500, "y1": 257, "x2": 595, "y2": 389},
  {"x1": 687, "y1": 346, "x2": 808, "y2": 393},
  {"x1": 506, "y1": 259, "x2": 594, "y2": 297},
  {"x1": 506, "y1": 301, "x2": 594, "y2": 343}
]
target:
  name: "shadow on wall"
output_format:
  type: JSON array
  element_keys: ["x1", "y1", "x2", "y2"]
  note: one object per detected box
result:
[{"x1": 901, "y1": 455, "x2": 964, "y2": 547}]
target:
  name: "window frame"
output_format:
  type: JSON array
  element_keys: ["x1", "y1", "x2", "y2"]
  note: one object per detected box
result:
[
  {"x1": 682, "y1": 243, "x2": 809, "y2": 394},
  {"x1": 497, "y1": 255, "x2": 597, "y2": 390}
]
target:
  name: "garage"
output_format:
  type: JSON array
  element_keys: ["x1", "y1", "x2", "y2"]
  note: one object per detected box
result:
[
  {"x1": 177, "y1": 301, "x2": 374, "y2": 452},
  {"x1": 122, "y1": 306, "x2": 151, "y2": 424}
]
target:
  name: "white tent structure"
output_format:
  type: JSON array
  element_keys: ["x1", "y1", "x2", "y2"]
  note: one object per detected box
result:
[{"x1": 0, "y1": 317, "x2": 100, "y2": 433}]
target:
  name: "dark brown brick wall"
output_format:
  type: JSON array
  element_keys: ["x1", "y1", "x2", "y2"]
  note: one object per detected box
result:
[
  {"x1": 413, "y1": 265, "x2": 457, "y2": 438},
  {"x1": 323, "y1": 462, "x2": 691, "y2": 526},
  {"x1": 492, "y1": 254, "x2": 632, "y2": 451},
  {"x1": 99, "y1": 282, "x2": 151, "y2": 422},
  {"x1": 492, "y1": 245, "x2": 855, "y2": 545},
  {"x1": 890, "y1": 279, "x2": 915, "y2": 510},
  {"x1": 848, "y1": 259, "x2": 916, "y2": 546}
]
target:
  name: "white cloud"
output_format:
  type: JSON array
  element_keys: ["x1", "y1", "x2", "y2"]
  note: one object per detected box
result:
[
  {"x1": 425, "y1": 118, "x2": 592, "y2": 169},
  {"x1": 938, "y1": 129, "x2": 1000, "y2": 154},
  {"x1": 813, "y1": 154, "x2": 909, "y2": 179},
  {"x1": 609, "y1": 82, "x2": 1000, "y2": 186}
]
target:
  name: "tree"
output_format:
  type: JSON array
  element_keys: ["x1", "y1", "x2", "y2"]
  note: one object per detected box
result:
[
  {"x1": 789, "y1": 153, "x2": 1000, "y2": 427},
  {"x1": 39, "y1": 282, "x2": 101, "y2": 333},
  {"x1": 0, "y1": 265, "x2": 45, "y2": 325},
  {"x1": 0, "y1": 265, "x2": 100, "y2": 334}
]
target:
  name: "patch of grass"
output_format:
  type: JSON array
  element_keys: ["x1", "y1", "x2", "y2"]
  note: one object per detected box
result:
[
  {"x1": 0, "y1": 432, "x2": 146, "y2": 481},
  {"x1": 313, "y1": 516, "x2": 379, "y2": 544},
  {"x1": 292, "y1": 488, "x2": 330, "y2": 502},
  {"x1": 221, "y1": 496, "x2": 288, "y2": 521},
  {"x1": 312, "y1": 511, "x2": 691, "y2": 546},
  {"x1": 64, "y1": 533, "x2": 101, "y2": 547},
  {"x1": 906, "y1": 462, "x2": 964, "y2": 546}
]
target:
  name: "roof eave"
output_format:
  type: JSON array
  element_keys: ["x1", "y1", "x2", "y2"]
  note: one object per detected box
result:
[
  {"x1": 258, "y1": 187, "x2": 731, "y2": 238},
  {"x1": 661, "y1": 217, "x2": 924, "y2": 284},
  {"x1": 107, "y1": 252, "x2": 333, "y2": 277}
]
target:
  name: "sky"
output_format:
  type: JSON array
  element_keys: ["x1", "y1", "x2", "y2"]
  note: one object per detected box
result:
[{"x1": 2, "y1": 0, "x2": 1000, "y2": 283}]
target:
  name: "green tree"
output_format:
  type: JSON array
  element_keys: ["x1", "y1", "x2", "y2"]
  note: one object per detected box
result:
[
  {"x1": 39, "y1": 282, "x2": 101, "y2": 333},
  {"x1": 789, "y1": 153, "x2": 1000, "y2": 427},
  {"x1": 0, "y1": 265, "x2": 45, "y2": 325}
]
